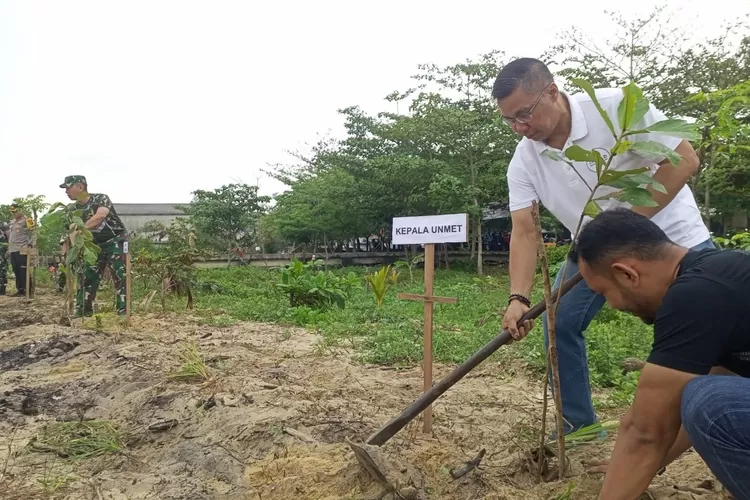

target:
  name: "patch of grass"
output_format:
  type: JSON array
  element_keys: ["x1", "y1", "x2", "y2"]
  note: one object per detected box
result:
[
  {"x1": 167, "y1": 340, "x2": 212, "y2": 382},
  {"x1": 37, "y1": 470, "x2": 77, "y2": 495},
  {"x1": 30, "y1": 420, "x2": 124, "y2": 460},
  {"x1": 187, "y1": 265, "x2": 652, "y2": 400},
  {"x1": 65, "y1": 262, "x2": 653, "y2": 402}
]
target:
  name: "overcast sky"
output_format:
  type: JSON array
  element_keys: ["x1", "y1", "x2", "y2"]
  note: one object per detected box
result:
[{"x1": 1, "y1": 0, "x2": 747, "y2": 207}]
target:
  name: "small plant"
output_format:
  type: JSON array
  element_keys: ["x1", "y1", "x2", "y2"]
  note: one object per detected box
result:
[
  {"x1": 30, "y1": 420, "x2": 124, "y2": 460},
  {"x1": 394, "y1": 254, "x2": 425, "y2": 283},
  {"x1": 366, "y1": 265, "x2": 391, "y2": 307},
  {"x1": 553, "y1": 482, "x2": 576, "y2": 500},
  {"x1": 168, "y1": 340, "x2": 212, "y2": 382},
  {"x1": 41, "y1": 203, "x2": 101, "y2": 316},
  {"x1": 534, "y1": 78, "x2": 700, "y2": 478},
  {"x1": 388, "y1": 266, "x2": 401, "y2": 285},
  {"x1": 547, "y1": 420, "x2": 620, "y2": 448},
  {"x1": 37, "y1": 469, "x2": 77, "y2": 494},
  {"x1": 276, "y1": 257, "x2": 352, "y2": 309},
  {"x1": 133, "y1": 219, "x2": 208, "y2": 312}
]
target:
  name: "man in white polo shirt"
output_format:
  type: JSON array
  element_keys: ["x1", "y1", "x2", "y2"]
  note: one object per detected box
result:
[{"x1": 492, "y1": 57, "x2": 713, "y2": 436}]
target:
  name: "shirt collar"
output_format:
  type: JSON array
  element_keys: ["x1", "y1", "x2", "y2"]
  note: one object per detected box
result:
[{"x1": 531, "y1": 90, "x2": 589, "y2": 155}]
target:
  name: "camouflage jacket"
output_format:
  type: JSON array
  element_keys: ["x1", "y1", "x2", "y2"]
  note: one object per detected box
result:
[{"x1": 70, "y1": 193, "x2": 126, "y2": 243}]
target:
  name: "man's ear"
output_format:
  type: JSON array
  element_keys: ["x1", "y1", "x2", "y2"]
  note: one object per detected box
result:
[
  {"x1": 611, "y1": 262, "x2": 640, "y2": 286},
  {"x1": 548, "y1": 82, "x2": 559, "y2": 101}
]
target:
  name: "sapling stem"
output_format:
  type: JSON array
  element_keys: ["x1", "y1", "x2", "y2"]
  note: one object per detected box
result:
[{"x1": 532, "y1": 200, "x2": 566, "y2": 479}]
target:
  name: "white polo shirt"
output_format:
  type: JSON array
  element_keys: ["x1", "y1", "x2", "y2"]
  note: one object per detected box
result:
[{"x1": 507, "y1": 87, "x2": 710, "y2": 248}]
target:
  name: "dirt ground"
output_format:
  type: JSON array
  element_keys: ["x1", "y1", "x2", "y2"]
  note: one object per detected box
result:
[{"x1": 0, "y1": 291, "x2": 730, "y2": 500}]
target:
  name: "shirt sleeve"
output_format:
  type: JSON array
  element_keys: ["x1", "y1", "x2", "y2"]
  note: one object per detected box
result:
[
  {"x1": 627, "y1": 102, "x2": 683, "y2": 164},
  {"x1": 507, "y1": 152, "x2": 539, "y2": 212},
  {"x1": 648, "y1": 276, "x2": 740, "y2": 374},
  {"x1": 95, "y1": 194, "x2": 114, "y2": 211}
]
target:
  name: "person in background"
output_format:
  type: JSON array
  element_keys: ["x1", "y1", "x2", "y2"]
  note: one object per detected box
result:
[
  {"x1": 8, "y1": 204, "x2": 37, "y2": 297},
  {"x1": 492, "y1": 57, "x2": 713, "y2": 437},
  {"x1": 0, "y1": 222, "x2": 9, "y2": 295},
  {"x1": 60, "y1": 175, "x2": 128, "y2": 316}
]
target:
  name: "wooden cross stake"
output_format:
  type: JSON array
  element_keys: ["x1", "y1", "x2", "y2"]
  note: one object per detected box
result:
[
  {"x1": 124, "y1": 241, "x2": 132, "y2": 326},
  {"x1": 397, "y1": 243, "x2": 458, "y2": 434},
  {"x1": 23, "y1": 246, "x2": 38, "y2": 299}
]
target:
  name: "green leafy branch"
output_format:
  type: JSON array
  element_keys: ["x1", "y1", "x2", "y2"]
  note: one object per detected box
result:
[
  {"x1": 544, "y1": 78, "x2": 700, "y2": 250},
  {"x1": 41, "y1": 202, "x2": 101, "y2": 315}
]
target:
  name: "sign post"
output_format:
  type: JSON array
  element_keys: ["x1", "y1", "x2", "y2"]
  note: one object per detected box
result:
[
  {"x1": 392, "y1": 213, "x2": 468, "y2": 434},
  {"x1": 22, "y1": 245, "x2": 38, "y2": 299}
]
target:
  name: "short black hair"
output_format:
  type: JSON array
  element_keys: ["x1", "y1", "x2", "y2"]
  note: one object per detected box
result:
[
  {"x1": 572, "y1": 208, "x2": 676, "y2": 268},
  {"x1": 492, "y1": 57, "x2": 554, "y2": 100}
]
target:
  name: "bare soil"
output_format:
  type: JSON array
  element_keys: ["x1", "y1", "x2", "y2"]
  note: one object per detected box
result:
[{"x1": 0, "y1": 291, "x2": 729, "y2": 499}]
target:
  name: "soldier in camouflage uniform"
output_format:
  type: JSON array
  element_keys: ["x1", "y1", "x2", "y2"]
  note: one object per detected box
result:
[
  {"x1": 60, "y1": 175, "x2": 128, "y2": 317},
  {"x1": 0, "y1": 222, "x2": 8, "y2": 295}
]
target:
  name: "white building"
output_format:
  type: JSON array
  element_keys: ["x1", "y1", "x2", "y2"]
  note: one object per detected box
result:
[{"x1": 114, "y1": 203, "x2": 188, "y2": 234}]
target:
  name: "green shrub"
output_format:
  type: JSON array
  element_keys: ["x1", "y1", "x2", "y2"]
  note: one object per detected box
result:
[
  {"x1": 276, "y1": 258, "x2": 359, "y2": 309},
  {"x1": 714, "y1": 232, "x2": 750, "y2": 250},
  {"x1": 544, "y1": 244, "x2": 571, "y2": 277}
]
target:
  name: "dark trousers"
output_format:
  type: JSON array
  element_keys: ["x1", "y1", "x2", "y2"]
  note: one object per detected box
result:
[
  {"x1": 10, "y1": 251, "x2": 32, "y2": 294},
  {"x1": 682, "y1": 375, "x2": 750, "y2": 500},
  {"x1": 0, "y1": 252, "x2": 7, "y2": 294}
]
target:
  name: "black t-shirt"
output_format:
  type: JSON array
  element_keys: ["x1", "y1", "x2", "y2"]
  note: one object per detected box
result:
[{"x1": 648, "y1": 248, "x2": 750, "y2": 377}]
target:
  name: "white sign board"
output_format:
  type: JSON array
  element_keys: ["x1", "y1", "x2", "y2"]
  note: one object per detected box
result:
[{"x1": 392, "y1": 213, "x2": 469, "y2": 245}]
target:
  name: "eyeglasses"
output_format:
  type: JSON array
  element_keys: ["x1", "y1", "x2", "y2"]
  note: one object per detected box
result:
[{"x1": 501, "y1": 82, "x2": 552, "y2": 126}]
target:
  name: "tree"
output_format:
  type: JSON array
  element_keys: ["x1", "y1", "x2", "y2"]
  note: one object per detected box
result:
[
  {"x1": 0, "y1": 195, "x2": 49, "y2": 223},
  {"x1": 267, "y1": 51, "x2": 519, "y2": 271},
  {"x1": 547, "y1": 9, "x2": 750, "y2": 228},
  {"x1": 381, "y1": 51, "x2": 516, "y2": 273},
  {"x1": 180, "y1": 184, "x2": 271, "y2": 260},
  {"x1": 1, "y1": 195, "x2": 63, "y2": 256},
  {"x1": 690, "y1": 80, "x2": 750, "y2": 223}
]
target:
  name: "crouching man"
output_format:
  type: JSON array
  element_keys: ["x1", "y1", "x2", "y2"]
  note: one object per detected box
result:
[{"x1": 573, "y1": 208, "x2": 750, "y2": 500}]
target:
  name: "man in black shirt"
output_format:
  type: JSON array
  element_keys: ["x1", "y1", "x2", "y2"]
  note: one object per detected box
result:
[{"x1": 572, "y1": 208, "x2": 750, "y2": 500}]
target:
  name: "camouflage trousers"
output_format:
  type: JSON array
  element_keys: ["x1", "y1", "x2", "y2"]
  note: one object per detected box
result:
[
  {"x1": 56, "y1": 266, "x2": 67, "y2": 292},
  {"x1": 0, "y1": 252, "x2": 7, "y2": 295},
  {"x1": 76, "y1": 237, "x2": 127, "y2": 316}
]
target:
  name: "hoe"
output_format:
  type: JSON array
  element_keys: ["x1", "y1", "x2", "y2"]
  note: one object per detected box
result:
[{"x1": 347, "y1": 272, "x2": 584, "y2": 496}]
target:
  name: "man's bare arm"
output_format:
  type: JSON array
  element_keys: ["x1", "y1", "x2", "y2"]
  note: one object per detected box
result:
[
  {"x1": 632, "y1": 140, "x2": 699, "y2": 219},
  {"x1": 598, "y1": 364, "x2": 697, "y2": 499},
  {"x1": 508, "y1": 207, "x2": 538, "y2": 297}
]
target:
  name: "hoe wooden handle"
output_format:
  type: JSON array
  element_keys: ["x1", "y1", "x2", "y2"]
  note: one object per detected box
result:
[{"x1": 365, "y1": 272, "x2": 584, "y2": 446}]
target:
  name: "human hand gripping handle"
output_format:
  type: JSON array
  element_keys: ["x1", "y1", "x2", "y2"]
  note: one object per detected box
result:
[{"x1": 503, "y1": 294, "x2": 534, "y2": 340}]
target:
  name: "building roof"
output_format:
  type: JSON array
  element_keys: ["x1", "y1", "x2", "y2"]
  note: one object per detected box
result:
[{"x1": 114, "y1": 203, "x2": 188, "y2": 216}]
